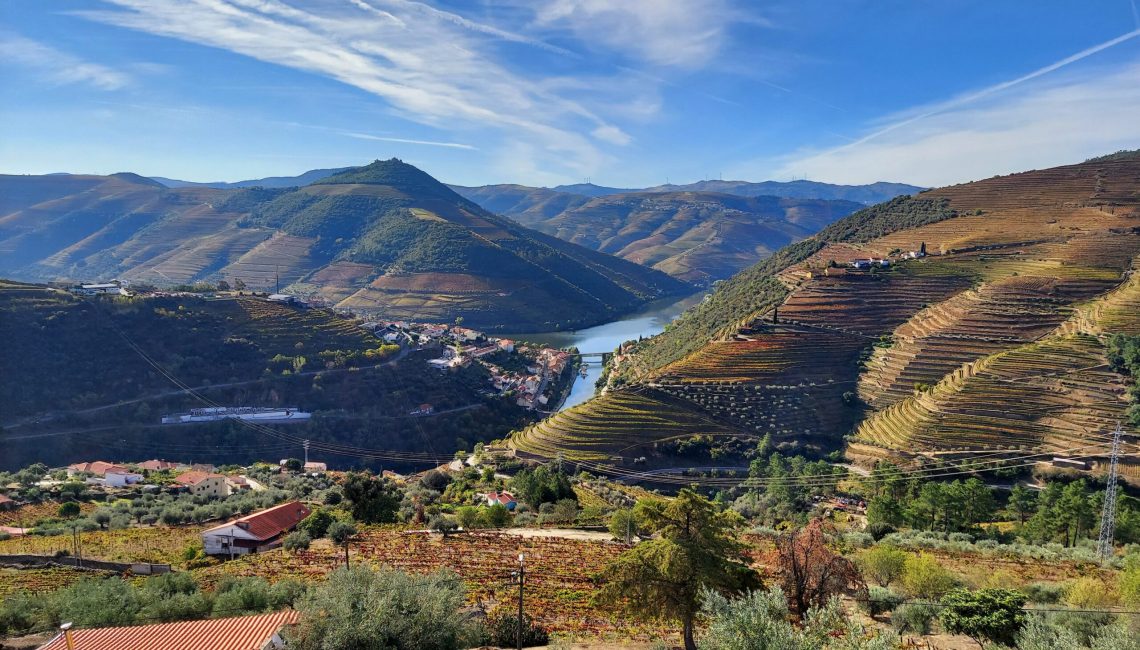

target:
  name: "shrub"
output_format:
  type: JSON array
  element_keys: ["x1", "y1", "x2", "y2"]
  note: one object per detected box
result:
[
  {"x1": 1119, "y1": 558, "x2": 1140, "y2": 606},
  {"x1": 1064, "y1": 576, "x2": 1118, "y2": 609},
  {"x1": 891, "y1": 603, "x2": 937, "y2": 635},
  {"x1": 857, "y1": 546, "x2": 907, "y2": 587},
  {"x1": 939, "y1": 588, "x2": 1027, "y2": 648},
  {"x1": 287, "y1": 566, "x2": 477, "y2": 650},
  {"x1": 298, "y1": 509, "x2": 336, "y2": 539},
  {"x1": 486, "y1": 613, "x2": 550, "y2": 648},
  {"x1": 1022, "y1": 582, "x2": 1065, "y2": 604},
  {"x1": 283, "y1": 531, "x2": 311, "y2": 551},
  {"x1": 860, "y1": 586, "x2": 903, "y2": 617},
  {"x1": 901, "y1": 553, "x2": 955, "y2": 599},
  {"x1": 429, "y1": 515, "x2": 458, "y2": 537},
  {"x1": 867, "y1": 522, "x2": 896, "y2": 541}
]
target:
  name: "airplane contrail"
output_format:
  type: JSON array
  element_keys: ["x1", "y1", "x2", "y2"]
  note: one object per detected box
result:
[{"x1": 833, "y1": 27, "x2": 1140, "y2": 152}]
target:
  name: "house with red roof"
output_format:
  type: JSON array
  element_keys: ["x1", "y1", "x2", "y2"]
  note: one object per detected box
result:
[
  {"x1": 174, "y1": 470, "x2": 229, "y2": 497},
  {"x1": 138, "y1": 459, "x2": 184, "y2": 471},
  {"x1": 38, "y1": 610, "x2": 298, "y2": 650},
  {"x1": 201, "y1": 501, "x2": 312, "y2": 556},
  {"x1": 484, "y1": 491, "x2": 517, "y2": 511},
  {"x1": 67, "y1": 461, "x2": 130, "y2": 478}
]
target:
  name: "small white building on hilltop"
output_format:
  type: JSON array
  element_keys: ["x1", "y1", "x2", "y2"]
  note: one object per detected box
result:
[{"x1": 201, "y1": 501, "x2": 312, "y2": 556}]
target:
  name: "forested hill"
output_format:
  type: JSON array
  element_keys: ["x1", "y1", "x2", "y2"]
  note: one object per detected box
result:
[
  {"x1": 0, "y1": 281, "x2": 534, "y2": 471},
  {"x1": 0, "y1": 160, "x2": 689, "y2": 331}
]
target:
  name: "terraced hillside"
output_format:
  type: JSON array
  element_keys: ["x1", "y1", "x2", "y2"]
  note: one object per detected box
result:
[
  {"x1": 467, "y1": 191, "x2": 862, "y2": 285},
  {"x1": 0, "y1": 161, "x2": 689, "y2": 331},
  {"x1": 512, "y1": 153, "x2": 1140, "y2": 469}
]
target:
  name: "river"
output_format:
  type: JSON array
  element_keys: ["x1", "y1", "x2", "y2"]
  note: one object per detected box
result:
[{"x1": 504, "y1": 293, "x2": 705, "y2": 411}]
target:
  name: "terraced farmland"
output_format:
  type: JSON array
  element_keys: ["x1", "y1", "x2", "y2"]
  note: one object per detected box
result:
[
  {"x1": 519, "y1": 154, "x2": 1140, "y2": 469},
  {"x1": 775, "y1": 271, "x2": 971, "y2": 338},
  {"x1": 658, "y1": 330, "x2": 865, "y2": 384},
  {"x1": 854, "y1": 334, "x2": 1133, "y2": 455},
  {"x1": 512, "y1": 387, "x2": 744, "y2": 462}
]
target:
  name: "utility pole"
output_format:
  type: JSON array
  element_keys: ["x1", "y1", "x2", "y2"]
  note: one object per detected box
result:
[
  {"x1": 625, "y1": 513, "x2": 632, "y2": 545},
  {"x1": 516, "y1": 553, "x2": 525, "y2": 650},
  {"x1": 303, "y1": 440, "x2": 310, "y2": 466},
  {"x1": 1098, "y1": 423, "x2": 1123, "y2": 562},
  {"x1": 275, "y1": 265, "x2": 280, "y2": 295}
]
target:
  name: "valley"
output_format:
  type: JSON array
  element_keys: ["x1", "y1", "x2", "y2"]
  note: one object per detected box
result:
[{"x1": 512, "y1": 153, "x2": 1140, "y2": 477}]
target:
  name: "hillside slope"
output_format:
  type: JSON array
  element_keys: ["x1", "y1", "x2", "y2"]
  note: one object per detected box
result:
[
  {"x1": 0, "y1": 161, "x2": 689, "y2": 331},
  {"x1": 512, "y1": 153, "x2": 1140, "y2": 470},
  {"x1": 501, "y1": 191, "x2": 862, "y2": 284},
  {"x1": 0, "y1": 281, "x2": 534, "y2": 471}
]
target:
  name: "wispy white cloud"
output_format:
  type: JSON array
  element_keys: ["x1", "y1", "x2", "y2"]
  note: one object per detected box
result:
[
  {"x1": 341, "y1": 131, "x2": 476, "y2": 150},
  {"x1": 73, "y1": 0, "x2": 641, "y2": 178},
  {"x1": 530, "y1": 0, "x2": 749, "y2": 68},
  {"x1": 0, "y1": 33, "x2": 131, "y2": 90},
  {"x1": 770, "y1": 62, "x2": 1140, "y2": 186}
]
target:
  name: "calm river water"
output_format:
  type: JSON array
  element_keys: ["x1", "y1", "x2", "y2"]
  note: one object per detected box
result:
[{"x1": 504, "y1": 293, "x2": 705, "y2": 411}]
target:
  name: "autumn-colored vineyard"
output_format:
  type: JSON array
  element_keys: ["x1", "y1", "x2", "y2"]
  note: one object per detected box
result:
[
  {"x1": 191, "y1": 529, "x2": 661, "y2": 638},
  {"x1": 0, "y1": 523, "x2": 202, "y2": 565}
]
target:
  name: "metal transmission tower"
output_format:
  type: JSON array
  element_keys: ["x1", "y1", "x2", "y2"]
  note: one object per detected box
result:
[{"x1": 1097, "y1": 423, "x2": 1124, "y2": 562}]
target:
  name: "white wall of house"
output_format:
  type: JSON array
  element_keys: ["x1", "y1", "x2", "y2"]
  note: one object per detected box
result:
[
  {"x1": 104, "y1": 472, "x2": 143, "y2": 487},
  {"x1": 202, "y1": 525, "x2": 259, "y2": 556}
]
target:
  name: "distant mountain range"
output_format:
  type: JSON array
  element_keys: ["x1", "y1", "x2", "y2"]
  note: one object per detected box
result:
[
  {"x1": 150, "y1": 170, "x2": 922, "y2": 205},
  {"x1": 149, "y1": 167, "x2": 353, "y2": 189},
  {"x1": 470, "y1": 191, "x2": 864, "y2": 285},
  {"x1": 0, "y1": 160, "x2": 687, "y2": 330},
  {"x1": 445, "y1": 181, "x2": 917, "y2": 284}
]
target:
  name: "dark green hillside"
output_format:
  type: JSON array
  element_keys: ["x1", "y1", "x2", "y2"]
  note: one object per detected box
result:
[
  {"x1": 0, "y1": 282, "x2": 535, "y2": 470},
  {"x1": 634, "y1": 196, "x2": 958, "y2": 369}
]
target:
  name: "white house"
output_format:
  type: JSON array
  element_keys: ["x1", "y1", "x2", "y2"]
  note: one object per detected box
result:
[
  {"x1": 175, "y1": 470, "x2": 229, "y2": 497},
  {"x1": 103, "y1": 471, "x2": 144, "y2": 487},
  {"x1": 75, "y1": 283, "x2": 128, "y2": 296},
  {"x1": 484, "y1": 491, "x2": 517, "y2": 511},
  {"x1": 201, "y1": 501, "x2": 312, "y2": 556}
]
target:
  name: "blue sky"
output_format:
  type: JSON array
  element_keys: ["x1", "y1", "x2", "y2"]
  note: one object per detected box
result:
[{"x1": 2, "y1": 1, "x2": 1139, "y2": 188}]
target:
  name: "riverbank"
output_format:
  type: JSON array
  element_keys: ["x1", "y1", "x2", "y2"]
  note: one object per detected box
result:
[{"x1": 503, "y1": 292, "x2": 704, "y2": 411}]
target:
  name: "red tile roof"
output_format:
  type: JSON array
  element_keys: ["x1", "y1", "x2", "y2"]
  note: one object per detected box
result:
[
  {"x1": 69, "y1": 461, "x2": 130, "y2": 477},
  {"x1": 487, "y1": 491, "x2": 516, "y2": 505},
  {"x1": 138, "y1": 459, "x2": 181, "y2": 471},
  {"x1": 202, "y1": 501, "x2": 311, "y2": 541},
  {"x1": 174, "y1": 470, "x2": 224, "y2": 486},
  {"x1": 37, "y1": 611, "x2": 298, "y2": 650}
]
